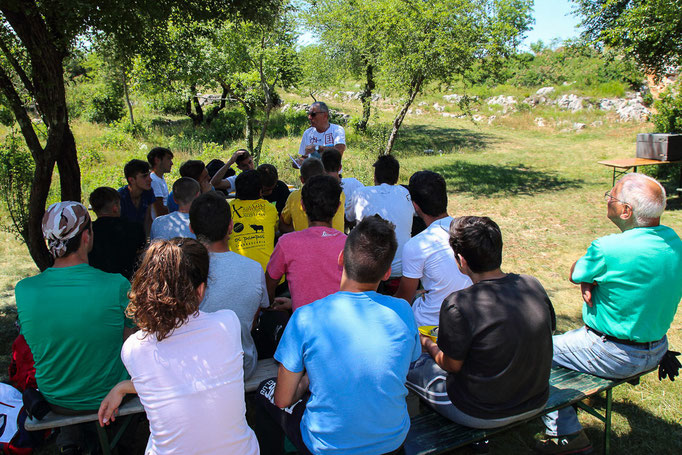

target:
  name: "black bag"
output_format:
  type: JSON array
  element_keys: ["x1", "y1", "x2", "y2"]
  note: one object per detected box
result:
[
  {"x1": 252, "y1": 310, "x2": 290, "y2": 360},
  {"x1": 22, "y1": 388, "x2": 50, "y2": 420}
]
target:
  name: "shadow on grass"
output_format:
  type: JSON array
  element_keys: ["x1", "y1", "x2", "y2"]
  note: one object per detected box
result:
[
  {"x1": 555, "y1": 313, "x2": 585, "y2": 332},
  {"x1": 430, "y1": 161, "x2": 583, "y2": 197},
  {"x1": 665, "y1": 195, "x2": 682, "y2": 211},
  {"x1": 392, "y1": 124, "x2": 498, "y2": 157}
]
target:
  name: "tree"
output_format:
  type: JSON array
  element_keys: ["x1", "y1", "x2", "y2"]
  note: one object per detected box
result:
[
  {"x1": 0, "y1": 0, "x2": 276, "y2": 270},
  {"x1": 573, "y1": 0, "x2": 682, "y2": 77},
  {"x1": 376, "y1": 0, "x2": 533, "y2": 154}
]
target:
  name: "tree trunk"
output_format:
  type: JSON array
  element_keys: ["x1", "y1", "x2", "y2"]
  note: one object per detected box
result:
[
  {"x1": 384, "y1": 74, "x2": 424, "y2": 155},
  {"x1": 245, "y1": 111, "x2": 254, "y2": 155},
  {"x1": 185, "y1": 84, "x2": 204, "y2": 125},
  {"x1": 205, "y1": 85, "x2": 229, "y2": 125},
  {"x1": 55, "y1": 126, "x2": 81, "y2": 201},
  {"x1": 254, "y1": 103, "x2": 273, "y2": 166},
  {"x1": 27, "y1": 153, "x2": 56, "y2": 270},
  {"x1": 357, "y1": 62, "x2": 375, "y2": 132},
  {"x1": 123, "y1": 72, "x2": 134, "y2": 125}
]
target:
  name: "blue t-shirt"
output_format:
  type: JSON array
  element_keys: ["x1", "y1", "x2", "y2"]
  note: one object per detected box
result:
[
  {"x1": 274, "y1": 291, "x2": 420, "y2": 454},
  {"x1": 572, "y1": 225, "x2": 682, "y2": 342},
  {"x1": 167, "y1": 191, "x2": 178, "y2": 213},
  {"x1": 150, "y1": 211, "x2": 195, "y2": 241},
  {"x1": 118, "y1": 186, "x2": 156, "y2": 226}
]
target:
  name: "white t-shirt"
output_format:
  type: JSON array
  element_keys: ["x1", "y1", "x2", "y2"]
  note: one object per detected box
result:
[
  {"x1": 122, "y1": 310, "x2": 259, "y2": 455},
  {"x1": 298, "y1": 123, "x2": 346, "y2": 156},
  {"x1": 341, "y1": 177, "x2": 364, "y2": 217},
  {"x1": 347, "y1": 184, "x2": 414, "y2": 277},
  {"x1": 401, "y1": 216, "x2": 473, "y2": 326},
  {"x1": 200, "y1": 252, "x2": 269, "y2": 378},
  {"x1": 150, "y1": 172, "x2": 169, "y2": 219},
  {"x1": 150, "y1": 211, "x2": 195, "y2": 241}
]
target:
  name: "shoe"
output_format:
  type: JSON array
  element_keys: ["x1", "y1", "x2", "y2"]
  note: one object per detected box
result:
[
  {"x1": 58, "y1": 445, "x2": 82, "y2": 455},
  {"x1": 534, "y1": 430, "x2": 593, "y2": 454},
  {"x1": 470, "y1": 438, "x2": 490, "y2": 454}
]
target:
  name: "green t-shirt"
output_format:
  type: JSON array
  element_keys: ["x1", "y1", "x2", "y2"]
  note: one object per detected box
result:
[
  {"x1": 16, "y1": 263, "x2": 132, "y2": 410},
  {"x1": 572, "y1": 225, "x2": 682, "y2": 342}
]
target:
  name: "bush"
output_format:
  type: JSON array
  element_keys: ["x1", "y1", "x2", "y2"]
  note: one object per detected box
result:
[
  {"x1": 652, "y1": 89, "x2": 682, "y2": 133},
  {"x1": 0, "y1": 132, "x2": 33, "y2": 243},
  {"x1": 86, "y1": 91, "x2": 125, "y2": 124},
  {"x1": 267, "y1": 109, "x2": 309, "y2": 138},
  {"x1": 149, "y1": 92, "x2": 187, "y2": 115}
]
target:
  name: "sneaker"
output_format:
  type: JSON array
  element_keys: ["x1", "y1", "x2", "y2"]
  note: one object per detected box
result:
[
  {"x1": 535, "y1": 430, "x2": 593, "y2": 454},
  {"x1": 470, "y1": 438, "x2": 490, "y2": 454}
]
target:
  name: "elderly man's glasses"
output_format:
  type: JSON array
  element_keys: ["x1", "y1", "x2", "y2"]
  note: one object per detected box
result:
[
  {"x1": 308, "y1": 111, "x2": 326, "y2": 117},
  {"x1": 603, "y1": 191, "x2": 629, "y2": 206}
]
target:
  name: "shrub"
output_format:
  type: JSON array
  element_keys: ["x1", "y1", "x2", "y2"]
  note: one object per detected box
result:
[
  {"x1": 0, "y1": 132, "x2": 33, "y2": 243},
  {"x1": 652, "y1": 89, "x2": 682, "y2": 133}
]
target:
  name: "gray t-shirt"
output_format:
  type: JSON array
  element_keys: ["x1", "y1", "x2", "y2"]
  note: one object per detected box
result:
[
  {"x1": 150, "y1": 211, "x2": 195, "y2": 241},
  {"x1": 199, "y1": 251, "x2": 269, "y2": 378}
]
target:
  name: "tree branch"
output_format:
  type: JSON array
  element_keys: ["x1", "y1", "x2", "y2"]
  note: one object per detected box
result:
[
  {"x1": 0, "y1": 62, "x2": 43, "y2": 159},
  {"x1": 0, "y1": 34, "x2": 34, "y2": 97}
]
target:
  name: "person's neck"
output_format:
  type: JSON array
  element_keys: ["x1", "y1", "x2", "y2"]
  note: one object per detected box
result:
[
  {"x1": 152, "y1": 169, "x2": 165, "y2": 178},
  {"x1": 127, "y1": 184, "x2": 142, "y2": 199},
  {"x1": 327, "y1": 172, "x2": 341, "y2": 181},
  {"x1": 95, "y1": 212, "x2": 118, "y2": 219},
  {"x1": 52, "y1": 252, "x2": 87, "y2": 268},
  {"x1": 308, "y1": 220, "x2": 333, "y2": 228},
  {"x1": 206, "y1": 239, "x2": 229, "y2": 254},
  {"x1": 422, "y1": 212, "x2": 449, "y2": 228},
  {"x1": 315, "y1": 122, "x2": 330, "y2": 133},
  {"x1": 339, "y1": 274, "x2": 379, "y2": 293},
  {"x1": 619, "y1": 219, "x2": 659, "y2": 232},
  {"x1": 469, "y1": 268, "x2": 507, "y2": 284},
  {"x1": 178, "y1": 205, "x2": 191, "y2": 214}
]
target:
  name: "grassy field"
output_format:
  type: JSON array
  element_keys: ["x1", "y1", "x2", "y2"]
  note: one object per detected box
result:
[{"x1": 1, "y1": 93, "x2": 681, "y2": 454}]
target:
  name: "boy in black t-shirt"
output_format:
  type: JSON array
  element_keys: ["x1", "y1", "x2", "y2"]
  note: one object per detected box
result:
[{"x1": 407, "y1": 216, "x2": 555, "y2": 429}]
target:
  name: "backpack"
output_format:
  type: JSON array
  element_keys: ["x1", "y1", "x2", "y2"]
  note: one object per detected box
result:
[{"x1": 0, "y1": 383, "x2": 47, "y2": 455}]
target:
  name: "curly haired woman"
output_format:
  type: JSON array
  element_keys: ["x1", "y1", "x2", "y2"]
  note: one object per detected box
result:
[{"x1": 98, "y1": 238, "x2": 259, "y2": 454}]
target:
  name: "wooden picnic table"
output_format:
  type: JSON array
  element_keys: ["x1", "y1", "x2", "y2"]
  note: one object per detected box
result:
[{"x1": 598, "y1": 157, "x2": 682, "y2": 189}]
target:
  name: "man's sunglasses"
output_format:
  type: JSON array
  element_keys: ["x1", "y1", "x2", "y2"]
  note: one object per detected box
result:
[{"x1": 308, "y1": 111, "x2": 325, "y2": 117}]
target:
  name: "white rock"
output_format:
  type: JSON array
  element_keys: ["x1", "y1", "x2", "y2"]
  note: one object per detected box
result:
[
  {"x1": 472, "y1": 114, "x2": 485, "y2": 122},
  {"x1": 557, "y1": 94, "x2": 584, "y2": 112},
  {"x1": 442, "y1": 112, "x2": 456, "y2": 118},
  {"x1": 534, "y1": 117, "x2": 545, "y2": 127},
  {"x1": 488, "y1": 115, "x2": 496, "y2": 124},
  {"x1": 591, "y1": 121, "x2": 604, "y2": 127},
  {"x1": 433, "y1": 103, "x2": 445, "y2": 112},
  {"x1": 415, "y1": 109, "x2": 424, "y2": 115},
  {"x1": 418, "y1": 101, "x2": 428, "y2": 106},
  {"x1": 573, "y1": 123, "x2": 587, "y2": 130},
  {"x1": 443, "y1": 94, "x2": 463, "y2": 103},
  {"x1": 536, "y1": 87, "x2": 555, "y2": 96}
]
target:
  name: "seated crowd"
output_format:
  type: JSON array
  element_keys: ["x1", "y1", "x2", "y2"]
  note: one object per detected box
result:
[{"x1": 12, "y1": 138, "x2": 682, "y2": 455}]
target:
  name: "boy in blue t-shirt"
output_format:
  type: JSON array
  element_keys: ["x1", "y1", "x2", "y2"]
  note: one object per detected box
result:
[{"x1": 254, "y1": 216, "x2": 421, "y2": 455}]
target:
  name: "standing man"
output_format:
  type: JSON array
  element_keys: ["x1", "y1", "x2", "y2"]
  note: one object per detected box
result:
[
  {"x1": 298, "y1": 102, "x2": 346, "y2": 162},
  {"x1": 147, "y1": 146, "x2": 173, "y2": 218},
  {"x1": 536, "y1": 173, "x2": 682, "y2": 455},
  {"x1": 254, "y1": 216, "x2": 420, "y2": 455},
  {"x1": 118, "y1": 159, "x2": 155, "y2": 235},
  {"x1": 394, "y1": 171, "x2": 472, "y2": 327}
]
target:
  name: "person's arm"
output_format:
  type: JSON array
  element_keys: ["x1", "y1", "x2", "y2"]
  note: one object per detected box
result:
[
  {"x1": 98, "y1": 380, "x2": 136, "y2": 426},
  {"x1": 332, "y1": 143, "x2": 346, "y2": 156},
  {"x1": 394, "y1": 277, "x2": 420, "y2": 302},
  {"x1": 274, "y1": 364, "x2": 309, "y2": 408},
  {"x1": 210, "y1": 150, "x2": 245, "y2": 189},
  {"x1": 279, "y1": 213, "x2": 294, "y2": 233},
  {"x1": 570, "y1": 259, "x2": 596, "y2": 306},
  {"x1": 143, "y1": 205, "x2": 152, "y2": 237},
  {"x1": 266, "y1": 272, "x2": 279, "y2": 304},
  {"x1": 421, "y1": 335, "x2": 463, "y2": 373},
  {"x1": 123, "y1": 326, "x2": 137, "y2": 340},
  {"x1": 151, "y1": 198, "x2": 168, "y2": 217}
]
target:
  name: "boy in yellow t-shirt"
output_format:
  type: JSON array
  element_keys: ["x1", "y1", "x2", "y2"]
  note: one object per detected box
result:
[
  {"x1": 229, "y1": 170, "x2": 278, "y2": 272},
  {"x1": 280, "y1": 158, "x2": 345, "y2": 232}
]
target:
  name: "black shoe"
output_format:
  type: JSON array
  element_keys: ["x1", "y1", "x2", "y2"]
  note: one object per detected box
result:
[
  {"x1": 471, "y1": 438, "x2": 490, "y2": 454},
  {"x1": 59, "y1": 445, "x2": 82, "y2": 455}
]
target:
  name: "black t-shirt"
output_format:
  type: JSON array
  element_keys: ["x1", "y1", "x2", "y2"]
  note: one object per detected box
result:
[
  {"x1": 264, "y1": 180, "x2": 290, "y2": 215},
  {"x1": 437, "y1": 273, "x2": 556, "y2": 419},
  {"x1": 88, "y1": 217, "x2": 146, "y2": 281}
]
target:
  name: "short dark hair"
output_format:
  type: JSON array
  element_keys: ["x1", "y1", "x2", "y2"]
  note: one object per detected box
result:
[
  {"x1": 147, "y1": 147, "x2": 173, "y2": 167},
  {"x1": 235, "y1": 170, "x2": 262, "y2": 200},
  {"x1": 257, "y1": 163, "x2": 279, "y2": 188},
  {"x1": 409, "y1": 171, "x2": 447, "y2": 217},
  {"x1": 89, "y1": 187, "x2": 120, "y2": 214},
  {"x1": 124, "y1": 159, "x2": 150, "y2": 181},
  {"x1": 179, "y1": 160, "x2": 206, "y2": 182},
  {"x1": 300, "y1": 158, "x2": 325, "y2": 182},
  {"x1": 189, "y1": 192, "x2": 231, "y2": 243},
  {"x1": 235, "y1": 149, "x2": 251, "y2": 166},
  {"x1": 173, "y1": 177, "x2": 201, "y2": 206},
  {"x1": 321, "y1": 149, "x2": 342, "y2": 173},
  {"x1": 449, "y1": 216, "x2": 503, "y2": 273},
  {"x1": 373, "y1": 155, "x2": 399, "y2": 185},
  {"x1": 343, "y1": 215, "x2": 397, "y2": 283},
  {"x1": 206, "y1": 159, "x2": 226, "y2": 178},
  {"x1": 310, "y1": 101, "x2": 329, "y2": 113},
  {"x1": 64, "y1": 220, "x2": 92, "y2": 257},
  {"x1": 301, "y1": 175, "x2": 341, "y2": 223}
]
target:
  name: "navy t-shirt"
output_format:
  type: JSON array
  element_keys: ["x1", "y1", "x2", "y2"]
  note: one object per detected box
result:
[{"x1": 118, "y1": 186, "x2": 155, "y2": 226}]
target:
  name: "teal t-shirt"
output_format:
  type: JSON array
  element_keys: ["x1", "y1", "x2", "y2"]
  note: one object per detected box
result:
[
  {"x1": 572, "y1": 225, "x2": 682, "y2": 342},
  {"x1": 16, "y1": 263, "x2": 132, "y2": 410}
]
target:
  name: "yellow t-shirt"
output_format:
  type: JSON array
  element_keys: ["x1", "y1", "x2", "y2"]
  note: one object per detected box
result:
[
  {"x1": 281, "y1": 189, "x2": 346, "y2": 232},
  {"x1": 229, "y1": 198, "x2": 278, "y2": 272}
]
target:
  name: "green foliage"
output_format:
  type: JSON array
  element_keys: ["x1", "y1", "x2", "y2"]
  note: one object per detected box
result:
[
  {"x1": 0, "y1": 132, "x2": 33, "y2": 243},
  {"x1": 652, "y1": 89, "x2": 682, "y2": 134},
  {"x1": 65, "y1": 52, "x2": 125, "y2": 123},
  {"x1": 148, "y1": 92, "x2": 186, "y2": 115},
  {"x1": 574, "y1": 0, "x2": 682, "y2": 77},
  {"x1": 266, "y1": 109, "x2": 309, "y2": 137}
]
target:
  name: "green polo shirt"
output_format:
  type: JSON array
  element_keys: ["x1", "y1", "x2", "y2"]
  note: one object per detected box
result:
[
  {"x1": 16, "y1": 264, "x2": 132, "y2": 410},
  {"x1": 572, "y1": 225, "x2": 682, "y2": 342}
]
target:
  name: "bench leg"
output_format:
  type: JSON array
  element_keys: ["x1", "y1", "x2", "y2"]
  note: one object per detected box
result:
[
  {"x1": 604, "y1": 389, "x2": 612, "y2": 455},
  {"x1": 95, "y1": 423, "x2": 112, "y2": 455}
]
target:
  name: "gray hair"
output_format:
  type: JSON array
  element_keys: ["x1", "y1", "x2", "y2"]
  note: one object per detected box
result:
[
  {"x1": 617, "y1": 173, "x2": 666, "y2": 225},
  {"x1": 310, "y1": 101, "x2": 329, "y2": 113}
]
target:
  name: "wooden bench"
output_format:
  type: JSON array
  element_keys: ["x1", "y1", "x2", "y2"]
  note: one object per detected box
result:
[
  {"x1": 23, "y1": 358, "x2": 279, "y2": 455},
  {"x1": 598, "y1": 158, "x2": 682, "y2": 186},
  {"x1": 404, "y1": 366, "x2": 655, "y2": 455}
]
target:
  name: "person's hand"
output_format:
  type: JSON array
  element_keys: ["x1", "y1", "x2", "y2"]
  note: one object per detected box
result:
[
  {"x1": 581, "y1": 282, "x2": 595, "y2": 307},
  {"x1": 304, "y1": 144, "x2": 316, "y2": 155},
  {"x1": 228, "y1": 149, "x2": 247, "y2": 165},
  {"x1": 273, "y1": 297, "x2": 292, "y2": 311},
  {"x1": 98, "y1": 385, "x2": 124, "y2": 427},
  {"x1": 420, "y1": 334, "x2": 435, "y2": 349}
]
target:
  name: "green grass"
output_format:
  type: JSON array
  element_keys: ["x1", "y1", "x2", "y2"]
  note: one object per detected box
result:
[{"x1": 1, "y1": 94, "x2": 681, "y2": 454}]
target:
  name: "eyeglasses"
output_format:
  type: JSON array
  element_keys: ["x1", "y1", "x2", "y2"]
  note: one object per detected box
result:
[
  {"x1": 603, "y1": 191, "x2": 629, "y2": 206},
  {"x1": 307, "y1": 111, "x2": 325, "y2": 117}
]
